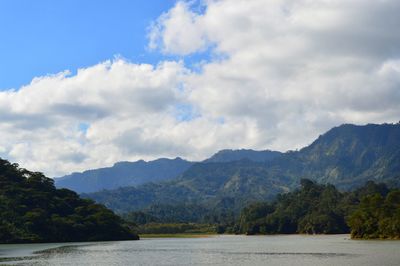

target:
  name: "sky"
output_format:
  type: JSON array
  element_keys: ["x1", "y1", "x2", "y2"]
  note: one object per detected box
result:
[
  {"x1": 0, "y1": 0, "x2": 399, "y2": 177},
  {"x1": 0, "y1": 0, "x2": 177, "y2": 90}
]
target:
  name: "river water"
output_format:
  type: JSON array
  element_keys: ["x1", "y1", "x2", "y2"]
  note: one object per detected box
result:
[{"x1": 0, "y1": 235, "x2": 399, "y2": 265}]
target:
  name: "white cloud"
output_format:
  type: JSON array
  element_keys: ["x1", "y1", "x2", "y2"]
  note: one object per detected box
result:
[
  {"x1": 150, "y1": 0, "x2": 400, "y2": 149},
  {"x1": 1, "y1": 0, "x2": 400, "y2": 176},
  {"x1": 0, "y1": 60, "x2": 189, "y2": 175},
  {"x1": 148, "y1": 1, "x2": 208, "y2": 55}
]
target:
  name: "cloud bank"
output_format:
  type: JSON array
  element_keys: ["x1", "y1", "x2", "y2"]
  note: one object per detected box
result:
[{"x1": 1, "y1": 0, "x2": 400, "y2": 176}]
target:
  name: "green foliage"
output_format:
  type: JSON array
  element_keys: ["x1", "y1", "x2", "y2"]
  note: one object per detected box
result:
[
  {"x1": 348, "y1": 190, "x2": 400, "y2": 239},
  {"x1": 122, "y1": 203, "x2": 237, "y2": 234},
  {"x1": 238, "y1": 179, "x2": 400, "y2": 238},
  {"x1": 239, "y1": 179, "x2": 349, "y2": 235},
  {"x1": 138, "y1": 223, "x2": 215, "y2": 234},
  {"x1": 123, "y1": 211, "x2": 160, "y2": 225},
  {"x1": 0, "y1": 158, "x2": 139, "y2": 244}
]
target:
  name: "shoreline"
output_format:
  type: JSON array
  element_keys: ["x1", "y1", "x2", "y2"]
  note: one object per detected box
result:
[{"x1": 140, "y1": 233, "x2": 217, "y2": 238}]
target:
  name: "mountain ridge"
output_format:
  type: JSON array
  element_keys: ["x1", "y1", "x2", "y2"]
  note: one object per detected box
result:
[
  {"x1": 56, "y1": 149, "x2": 285, "y2": 193},
  {"x1": 55, "y1": 157, "x2": 193, "y2": 193},
  {"x1": 83, "y1": 123, "x2": 400, "y2": 214},
  {"x1": 204, "y1": 149, "x2": 282, "y2": 163}
]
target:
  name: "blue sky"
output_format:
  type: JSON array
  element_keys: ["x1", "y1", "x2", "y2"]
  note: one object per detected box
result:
[{"x1": 0, "y1": 0, "x2": 177, "y2": 90}]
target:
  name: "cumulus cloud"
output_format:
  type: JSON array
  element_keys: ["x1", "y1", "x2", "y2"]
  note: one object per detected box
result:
[
  {"x1": 1, "y1": 0, "x2": 400, "y2": 176},
  {"x1": 150, "y1": 0, "x2": 400, "y2": 149},
  {"x1": 148, "y1": 1, "x2": 208, "y2": 55},
  {"x1": 0, "y1": 60, "x2": 189, "y2": 175}
]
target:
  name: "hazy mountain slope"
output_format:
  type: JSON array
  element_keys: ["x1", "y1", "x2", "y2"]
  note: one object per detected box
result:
[
  {"x1": 55, "y1": 157, "x2": 193, "y2": 193},
  {"x1": 294, "y1": 123, "x2": 400, "y2": 189},
  {"x1": 84, "y1": 160, "x2": 292, "y2": 214},
  {"x1": 56, "y1": 149, "x2": 282, "y2": 194}
]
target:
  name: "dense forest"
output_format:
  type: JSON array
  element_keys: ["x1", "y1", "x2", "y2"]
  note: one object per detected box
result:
[
  {"x1": 123, "y1": 204, "x2": 235, "y2": 235},
  {"x1": 238, "y1": 179, "x2": 400, "y2": 239},
  {"x1": 123, "y1": 179, "x2": 400, "y2": 239},
  {"x1": 0, "y1": 158, "x2": 139, "y2": 244},
  {"x1": 348, "y1": 189, "x2": 400, "y2": 239}
]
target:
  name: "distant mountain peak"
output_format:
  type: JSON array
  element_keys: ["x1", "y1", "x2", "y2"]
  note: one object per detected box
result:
[{"x1": 204, "y1": 148, "x2": 282, "y2": 163}]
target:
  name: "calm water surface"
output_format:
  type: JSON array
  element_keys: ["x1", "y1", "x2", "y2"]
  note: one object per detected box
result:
[{"x1": 0, "y1": 235, "x2": 399, "y2": 266}]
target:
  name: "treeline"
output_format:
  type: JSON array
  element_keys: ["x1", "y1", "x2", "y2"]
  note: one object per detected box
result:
[
  {"x1": 348, "y1": 190, "x2": 400, "y2": 239},
  {"x1": 123, "y1": 179, "x2": 400, "y2": 239},
  {"x1": 0, "y1": 158, "x2": 139, "y2": 243},
  {"x1": 123, "y1": 203, "x2": 235, "y2": 224},
  {"x1": 239, "y1": 179, "x2": 400, "y2": 239},
  {"x1": 138, "y1": 223, "x2": 216, "y2": 235},
  {"x1": 123, "y1": 204, "x2": 235, "y2": 234}
]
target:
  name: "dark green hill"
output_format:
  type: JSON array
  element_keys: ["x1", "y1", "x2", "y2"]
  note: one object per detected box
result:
[
  {"x1": 55, "y1": 157, "x2": 193, "y2": 193},
  {"x1": 0, "y1": 158, "x2": 139, "y2": 244},
  {"x1": 84, "y1": 123, "x2": 400, "y2": 216}
]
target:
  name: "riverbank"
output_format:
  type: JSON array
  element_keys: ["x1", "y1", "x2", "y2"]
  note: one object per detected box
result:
[{"x1": 140, "y1": 233, "x2": 216, "y2": 238}]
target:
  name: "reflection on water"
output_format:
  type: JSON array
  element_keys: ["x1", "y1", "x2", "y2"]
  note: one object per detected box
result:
[{"x1": 1, "y1": 235, "x2": 399, "y2": 266}]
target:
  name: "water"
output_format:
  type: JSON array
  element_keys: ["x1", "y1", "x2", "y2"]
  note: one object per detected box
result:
[{"x1": 1, "y1": 235, "x2": 399, "y2": 266}]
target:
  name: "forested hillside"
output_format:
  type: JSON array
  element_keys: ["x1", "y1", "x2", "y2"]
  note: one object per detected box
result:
[
  {"x1": 84, "y1": 160, "x2": 289, "y2": 214},
  {"x1": 0, "y1": 158, "x2": 139, "y2": 243}
]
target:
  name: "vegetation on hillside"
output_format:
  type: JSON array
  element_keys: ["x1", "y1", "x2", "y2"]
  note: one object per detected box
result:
[
  {"x1": 0, "y1": 158, "x2": 139, "y2": 244},
  {"x1": 84, "y1": 160, "x2": 289, "y2": 214}
]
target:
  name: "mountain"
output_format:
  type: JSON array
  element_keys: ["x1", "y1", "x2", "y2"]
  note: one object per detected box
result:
[
  {"x1": 0, "y1": 158, "x2": 139, "y2": 243},
  {"x1": 204, "y1": 149, "x2": 282, "y2": 163},
  {"x1": 84, "y1": 123, "x2": 400, "y2": 215},
  {"x1": 77, "y1": 150, "x2": 286, "y2": 213},
  {"x1": 56, "y1": 149, "x2": 281, "y2": 194},
  {"x1": 289, "y1": 123, "x2": 400, "y2": 189},
  {"x1": 84, "y1": 160, "x2": 289, "y2": 214},
  {"x1": 55, "y1": 157, "x2": 193, "y2": 193}
]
